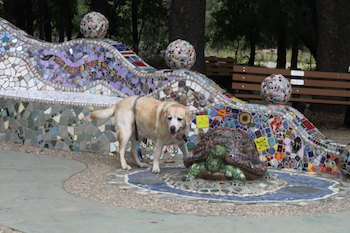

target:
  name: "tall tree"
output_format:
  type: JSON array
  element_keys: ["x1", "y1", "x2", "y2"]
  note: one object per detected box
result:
[
  {"x1": 58, "y1": 0, "x2": 66, "y2": 42},
  {"x1": 66, "y1": 0, "x2": 73, "y2": 40},
  {"x1": 274, "y1": 0, "x2": 287, "y2": 69},
  {"x1": 131, "y1": 0, "x2": 139, "y2": 53},
  {"x1": 316, "y1": 0, "x2": 350, "y2": 72},
  {"x1": 25, "y1": 0, "x2": 34, "y2": 35},
  {"x1": 38, "y1": 0, "x2": 52, "y2": 41},
  {"x1": 316, "y1": 0, "x2": 350, "y2": 126},
  {"x1": 90, "y1": 0, "x2": 110, "y2": 15},
  {"x1": 169, "y1": 0, "x2": 206, "y2": 73},
  {"x1": 276, "y1": 27, "x2": 286, "y2": 68},
  {"x1": 316, "y1": 0, "x2": 339, "y2": 72}
]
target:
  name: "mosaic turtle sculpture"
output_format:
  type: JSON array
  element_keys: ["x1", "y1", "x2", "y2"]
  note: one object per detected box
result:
[{"x1": 183, "y1": 128, "x2": 268, "y2": 181}]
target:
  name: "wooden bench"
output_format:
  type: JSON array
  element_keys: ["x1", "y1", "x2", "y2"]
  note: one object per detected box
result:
[
  {"x1": 205, "y1": 56, "x2": 236, "y2": 91},
  {"x1": 205, "y1": 56, "x2": 236, "y2": 77},
  {"x1": 232, "y1": 65, "x2": 350, "y2": 105}
]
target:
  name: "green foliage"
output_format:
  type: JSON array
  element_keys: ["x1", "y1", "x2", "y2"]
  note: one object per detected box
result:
[
  {"x1": 206, "y1": 0, "x2": 317, "y2": 69},
  {"x1": 0, "y1": 0, "x2": 319, "y2": 70},
  {"x1": 206, "y1": 46, "x2": 316, "y2": 70},
  {"x1": 107, "y1": 0, "x2": 169, "y2": 68},
  {"x1": 73, "y1": 0, "x2": 90, "y2": 34}
]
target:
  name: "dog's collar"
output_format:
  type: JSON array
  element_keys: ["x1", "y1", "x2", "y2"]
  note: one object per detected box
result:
[{"x1": 132, "y1": 96, "x2": 142, "y2": 110}]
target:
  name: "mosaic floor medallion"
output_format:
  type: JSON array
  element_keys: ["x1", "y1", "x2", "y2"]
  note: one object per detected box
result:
[{"x1": 108, "y1": 167, "x2": 339, "y2": 203}]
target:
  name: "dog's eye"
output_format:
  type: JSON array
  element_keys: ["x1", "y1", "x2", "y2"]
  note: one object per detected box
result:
[
  {"x1": 177, "y1": 118, "x2": 183, "y2": 121},
  {"x1": 168, "y1": 117, "x2": 172, "y2": 121}
]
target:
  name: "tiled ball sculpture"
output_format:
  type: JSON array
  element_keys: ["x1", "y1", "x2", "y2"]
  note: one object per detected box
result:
[
  {"x1": 80, "y1": 12, "x2": 109, "y2": 39},
  {"x1": 165, "y1": 39, "x2": 196, "y2": 69},
  {"x1": 261, "y1": 74, "x2": 292, "y2": 105}
]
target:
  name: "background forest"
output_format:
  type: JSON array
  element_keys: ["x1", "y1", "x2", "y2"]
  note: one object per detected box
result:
[{"x1": 1, "y1": 0, "x2": 350, "y2": 75}]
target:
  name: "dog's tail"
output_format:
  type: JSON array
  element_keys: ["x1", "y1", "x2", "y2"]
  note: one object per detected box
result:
[{"x1": 86, "y1": 104, "x2": 116, "y2": 121}]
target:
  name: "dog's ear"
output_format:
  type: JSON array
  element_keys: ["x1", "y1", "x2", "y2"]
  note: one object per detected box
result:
[
  {"x1": 160, "y1": 105, "x2": 169, "y2": 124},
  {"x1": 184, "y1": 109, "x2": 192, "y2": 130}
]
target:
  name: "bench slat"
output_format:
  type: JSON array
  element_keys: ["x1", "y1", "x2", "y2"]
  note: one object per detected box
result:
[
  {"x1": 233, "y1": 65, "x2": 350, "y2": 81},
  {"x1": 232, "y1": 82, "x2": 350, "y2": 97},
  {"x1": 304, "y1": 70, "x2": 350, "y2": 80},
  {"x1": 232, "y1": 74, "x2": 350, "y2": 88},
  {"x1": 233, "y1": 65, "x2": 291, "y2": 76},
  {"x1": 234, "y1": 94, "x2": 350, "y2": 105}
]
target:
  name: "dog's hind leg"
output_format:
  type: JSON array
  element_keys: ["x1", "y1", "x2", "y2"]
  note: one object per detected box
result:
[
  {"x1": 117, "y1": 126, "x2": 132, "y2": 171},
  {"x1": 131, "y1": 139, "x2": 148, "y2": 168}
]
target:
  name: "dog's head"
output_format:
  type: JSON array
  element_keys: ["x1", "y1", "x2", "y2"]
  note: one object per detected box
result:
[{"x1": 162, "y1": 103, "x2": 191, "y2": 138}]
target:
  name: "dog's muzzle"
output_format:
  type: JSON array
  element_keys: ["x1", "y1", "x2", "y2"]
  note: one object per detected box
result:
[{"x1": 170, "y1": 126, "x2": 177, "y2": 135}]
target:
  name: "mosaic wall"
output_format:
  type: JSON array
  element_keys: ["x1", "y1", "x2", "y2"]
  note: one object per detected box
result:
[
  {"x1": 0, "y1": 99, "x2": 116, "y2": 153},
  {"x1": 0, "y1": 17, "x2": 348, "y2": 176}
]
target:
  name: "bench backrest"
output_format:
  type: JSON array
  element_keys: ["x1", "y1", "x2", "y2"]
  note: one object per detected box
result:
[
  {"x1": 205, "y1": 56, "x2": 236, "y2": 77},
  {"x1": 232, "y1": 65, "x2": 350, "y2": 105}
]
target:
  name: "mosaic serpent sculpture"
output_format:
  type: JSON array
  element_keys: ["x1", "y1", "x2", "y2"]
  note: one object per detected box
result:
[
  {"x1": 1, "y1": 15, "x2": 350, "y2": 178},
  {"x1": 183, "y1": 128, "x2": 267, "y2": 181}
]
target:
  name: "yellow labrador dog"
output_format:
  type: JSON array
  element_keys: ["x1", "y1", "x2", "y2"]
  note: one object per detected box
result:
[{"x1": 86, "y1": 96, "x2": 191, "y2": 173}]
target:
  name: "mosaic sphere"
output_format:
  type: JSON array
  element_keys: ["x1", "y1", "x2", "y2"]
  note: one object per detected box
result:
[
  {"x1": 261, "y1": 74, "x2": 291, "y2": 105},
  {"x1": 339, "y1": 146, "x2": 350, "y2": 178},
  {"x1": 165, "y1": 39, "x2": 196, "y2": 69},
  {"x1": 80, "y1": 12, "x2": 109, "y2": 39}
]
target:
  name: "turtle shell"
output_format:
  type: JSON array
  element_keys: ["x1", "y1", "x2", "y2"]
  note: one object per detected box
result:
[{"x1": 184, "y1": 128, "x2": 267, "y2": 180}]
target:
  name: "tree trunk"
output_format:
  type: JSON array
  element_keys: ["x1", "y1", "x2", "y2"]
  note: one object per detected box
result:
[
  {"x1": 67, "y1": 0, "x2": 73, "y2": 40},
  {"x1": 290, "y1": 33, "x2": 305, "y2": 112},
  {"x1": 337, "y1": 0, "x2": 350, "y2": 72},
  {"x1": 26, "y1": 0, "x2": 34, "y2": 35},
  {"x1": 43, "y1": 0, "x2": 52, "y2": 42},
  {"x1": 169, "y1": 0, "x2": 206, "y2": 74},
  {"x1": 276, "y1": 27, "x2": 286, "y2": 68},
  {"x1": 132, "y1": 0, "x2": 139, "y2": 54},
  {"x1": 316, "y1": 0, "x2": 350, "y2": 127},
  {"x1": 338, "y1": 0, "x2": 350, "y2": 127},
  {"x1": 248, "y1": 31, "x2": 257, "y2": 66},
  {"x1": 3, "y1": 0, "x2": 13, "y2": 20},
  {"x1": 39, "y1": 0, "x2": 51, "y2": 41},
  {"x1": 316, "y1": 0, "x2": 339, "y2": 72},
  {"x1": 14, "y1": 0, "x2": 25, "y2": 29},
  {"x1": 291, "y1": 35, "x2": 298, "y2": 69},
  {"x1": 90, "y1": 0, "x2": 109, "y2": 14},
  {"x1": 58, "y1": 0, "x2": 65, "y2": 42}
]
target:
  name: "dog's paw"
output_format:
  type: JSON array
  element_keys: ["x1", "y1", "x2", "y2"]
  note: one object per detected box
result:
[
  {"x1": 138, "y1": 162, "x2": 148, "y2": 168},
  {"x1": 122, "y1": 165, "x2": 132, "y2": 171},
  {"x1": 152, "y1": 167, "x2": 160, "y2": 174}
]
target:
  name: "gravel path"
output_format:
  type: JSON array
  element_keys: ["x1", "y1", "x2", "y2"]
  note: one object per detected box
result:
[{"x1": 2, "y1": 136, "x2": 350, "y2": 219}]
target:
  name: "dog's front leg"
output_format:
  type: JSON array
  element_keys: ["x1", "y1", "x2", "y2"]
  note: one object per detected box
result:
[
  {"x1": 179, "y1": 142, "x2": 189, "y2": 159},
  {"x1": 152, "y1": 141, "x2": 164, "y2": 174}
]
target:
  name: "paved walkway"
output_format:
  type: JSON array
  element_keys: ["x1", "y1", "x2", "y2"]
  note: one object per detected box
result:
[{"x1": 1, "y1": 150, "x2": 350, "y2": 233}]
